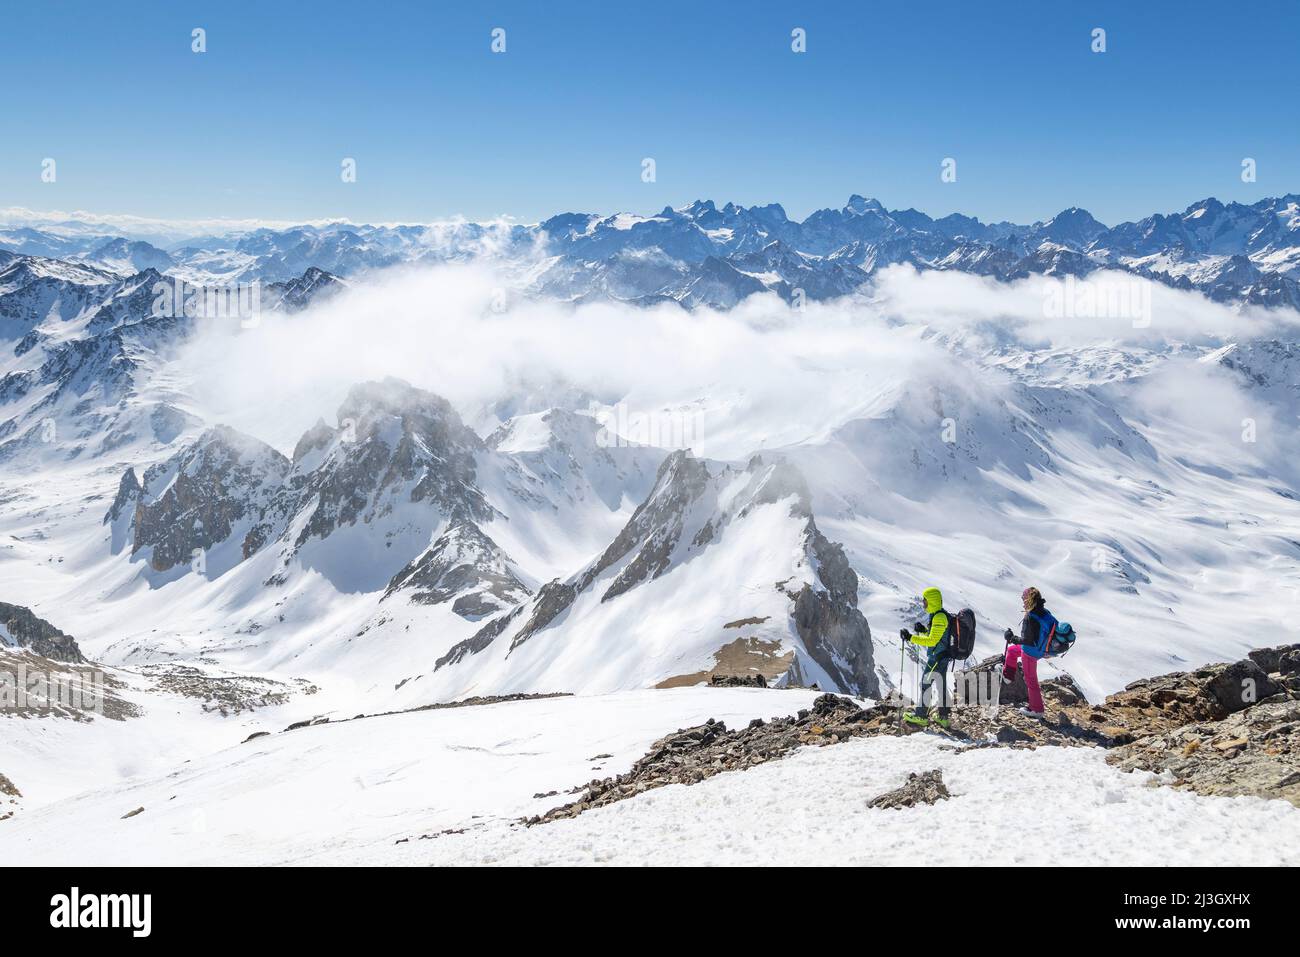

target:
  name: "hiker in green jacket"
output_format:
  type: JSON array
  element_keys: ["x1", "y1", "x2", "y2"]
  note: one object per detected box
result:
[{"x1": 899, "y1": 586, "x2": 952, "y2": 727}]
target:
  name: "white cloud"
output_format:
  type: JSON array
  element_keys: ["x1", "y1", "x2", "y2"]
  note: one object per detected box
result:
[{"x1": 175, "y1": 261, "x2": 1300, "y2": 462}]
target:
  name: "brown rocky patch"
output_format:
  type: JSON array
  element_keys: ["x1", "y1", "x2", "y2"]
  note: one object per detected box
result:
[
  {"x1": 655, "y1": 636, "x2": 794, "y2": 689},
  {"x1": 0, "y1": 773, "x2": 18, "y2": 822},
  {"x1": 723, "y1": 616, "x2": 771, "y2": 629},
  {"x1": 138, "y1": 662, "x2": 317, "y2": 717},
  {"x1": 0, "y1": 648, "x2": 139, "y2": 722}
]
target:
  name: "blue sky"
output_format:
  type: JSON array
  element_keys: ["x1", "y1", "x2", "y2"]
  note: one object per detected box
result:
[{"x1": 2, "y1": 0, "x2": 1297, "y2": 227}]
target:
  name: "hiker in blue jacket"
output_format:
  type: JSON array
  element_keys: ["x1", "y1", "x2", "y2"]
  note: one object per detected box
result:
[{"x1": 1002, "y1": 586, "x2": 1055, "y2": 717}]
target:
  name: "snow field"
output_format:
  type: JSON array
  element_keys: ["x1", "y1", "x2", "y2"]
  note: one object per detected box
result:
[{"x1": 389, "y1": 732, "x2": 1300, "y2": 867}]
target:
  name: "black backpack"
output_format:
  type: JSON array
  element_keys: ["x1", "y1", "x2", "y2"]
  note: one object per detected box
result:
[{"x1": 947, "y1": 608, "x2": 977, "y2": 661}]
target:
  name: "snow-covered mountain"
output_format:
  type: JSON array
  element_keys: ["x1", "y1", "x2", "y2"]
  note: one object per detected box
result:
[
  {"x1": 93, "y1": 377, "x2": 869, "y2": 700},
  {"x1": 433, "y1": 449, "x2": 878, "y2": 698},
  {"x1": 0, "y1": 254, "x2": 339, "y2": 463}
]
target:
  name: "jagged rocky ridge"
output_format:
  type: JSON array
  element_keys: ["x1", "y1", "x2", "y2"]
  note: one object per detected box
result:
[
  {"x1": 519, "y1": 193, "x2": 1300, "y2": 309},
  {"x1": 107, "y1": 379, "x2": 503, "y2": 597},
  {"x1": 101, "y1": 382, "x2": 882, "y2": 696},
  {"x1": 109, "y1": 426, "x2": 290, "y2": 572}
]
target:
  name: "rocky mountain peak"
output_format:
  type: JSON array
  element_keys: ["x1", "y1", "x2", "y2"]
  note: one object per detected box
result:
[
  {"x1": 740, "y1": 454, "x2": 813, "y2": 519},
  {"x1": 335, "y1": 378, "x2": 482, "y2": 450},
  {"x1": 291, "y1": 418, "x2": 337, "y2": 464},
  {"x1": 121, "y1": 425, "x2": 290, "y2": 572},
  {"x1": 305, "y1": 378, "x2": 492, "y2": 529},
  {"x1": 845, "y1": 195, "x2": 884, "y2": 215},
  {"x1": 383, "y1": 521, "x2": 531, "y2": 619}
]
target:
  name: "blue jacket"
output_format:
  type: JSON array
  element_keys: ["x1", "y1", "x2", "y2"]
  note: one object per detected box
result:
[{"x1": 1020, "y1": 606, "x2": 1058, "y2": 659}]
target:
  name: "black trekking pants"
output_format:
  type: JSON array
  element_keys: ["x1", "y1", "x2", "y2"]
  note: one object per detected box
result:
[{"x1": 920, "y1": 644, "x2": 951, "y2": 716}]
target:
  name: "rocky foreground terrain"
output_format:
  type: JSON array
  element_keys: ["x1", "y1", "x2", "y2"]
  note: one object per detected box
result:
[{"x1": 529, "y1": 643, "x2": 1300, "y2": 824}]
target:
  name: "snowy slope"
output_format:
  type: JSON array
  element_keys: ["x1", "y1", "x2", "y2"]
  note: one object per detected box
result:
[
  {"x1": 3, "y1": 689, "x2": 1297, "y2": 866},
  {"x1": 387, "y1": 731, "x2": 1300, "y2": 866},
  {"x1": 0, "y1": 688, "x2": 827, "y2": 865}
]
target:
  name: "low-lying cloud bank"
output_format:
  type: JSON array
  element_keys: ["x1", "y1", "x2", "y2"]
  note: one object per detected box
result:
[{"x1": 175, "y1": 262, "x2": 1299, "y2": 459}]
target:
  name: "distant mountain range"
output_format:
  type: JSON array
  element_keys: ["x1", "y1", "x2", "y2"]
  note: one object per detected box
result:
[{"x1": 4, "y1": 193, "x2": 1299, "y2": 308}]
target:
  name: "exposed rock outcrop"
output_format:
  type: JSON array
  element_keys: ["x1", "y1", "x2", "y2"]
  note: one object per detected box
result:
[
  {"x1": 868, "y1": 769, "x2": 950, "y2": 809},
  {"x1": 117, "y1": 425, "x2": 290, "y2": 572},
  {"x1": 709, "y1": 672, "x2": 768, "y2": 688},
  {"x1": 1109, "y1": 700, "x2": 1300, "y2": 805},
  {"x1": 785, "y1": 520, "x2": 877, "y2": 697},
  {"x1": 958, "y1": 653, "x2": 1088, "y2": 709},
  {"x1": 383, "y1": 521, "x2": 531, "y2": 619},
  {"x1": 0, "y1": 772, "x2": 19, "y2": 821},
  {"x1": 0, "y1": 602, "x2": 84, "y2": 662},
  {"x1": 104, "y1": 467, "x2": 141, "y2": 524}
]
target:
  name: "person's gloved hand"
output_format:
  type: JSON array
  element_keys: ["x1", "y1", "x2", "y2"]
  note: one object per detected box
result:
[
  {"x1": 912, "y1": 622, "x2": 926, "y2": 634},
  {"x1": 1003, "y1": 628, "x2": 1015, "y2": 643},
  {"x1": 899, "y1": 628, "x2": 911, "y2": 642}
]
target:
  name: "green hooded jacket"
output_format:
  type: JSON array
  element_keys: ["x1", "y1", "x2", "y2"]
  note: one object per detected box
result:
[{"x1": 911, "y1": 586, "x2": 950, "y2": 649}]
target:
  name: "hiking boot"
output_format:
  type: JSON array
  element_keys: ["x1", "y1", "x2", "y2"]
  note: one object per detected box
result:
[
  {"x1": 1016, "y1": 707, "x2": 1044, "y2": 719},
  {"x1": 902, "y1": 710, "x2": 929, "y2": 727}
]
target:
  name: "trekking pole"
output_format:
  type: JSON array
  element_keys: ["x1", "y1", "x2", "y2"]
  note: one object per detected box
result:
[{"x1": 896, "y1": 634, "x2": 906, "y2": 733}]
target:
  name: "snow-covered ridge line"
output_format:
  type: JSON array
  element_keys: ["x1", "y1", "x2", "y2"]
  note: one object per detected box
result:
[{"x1": 4, "y1": 192, "x2": 1299, "y2": 307}]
